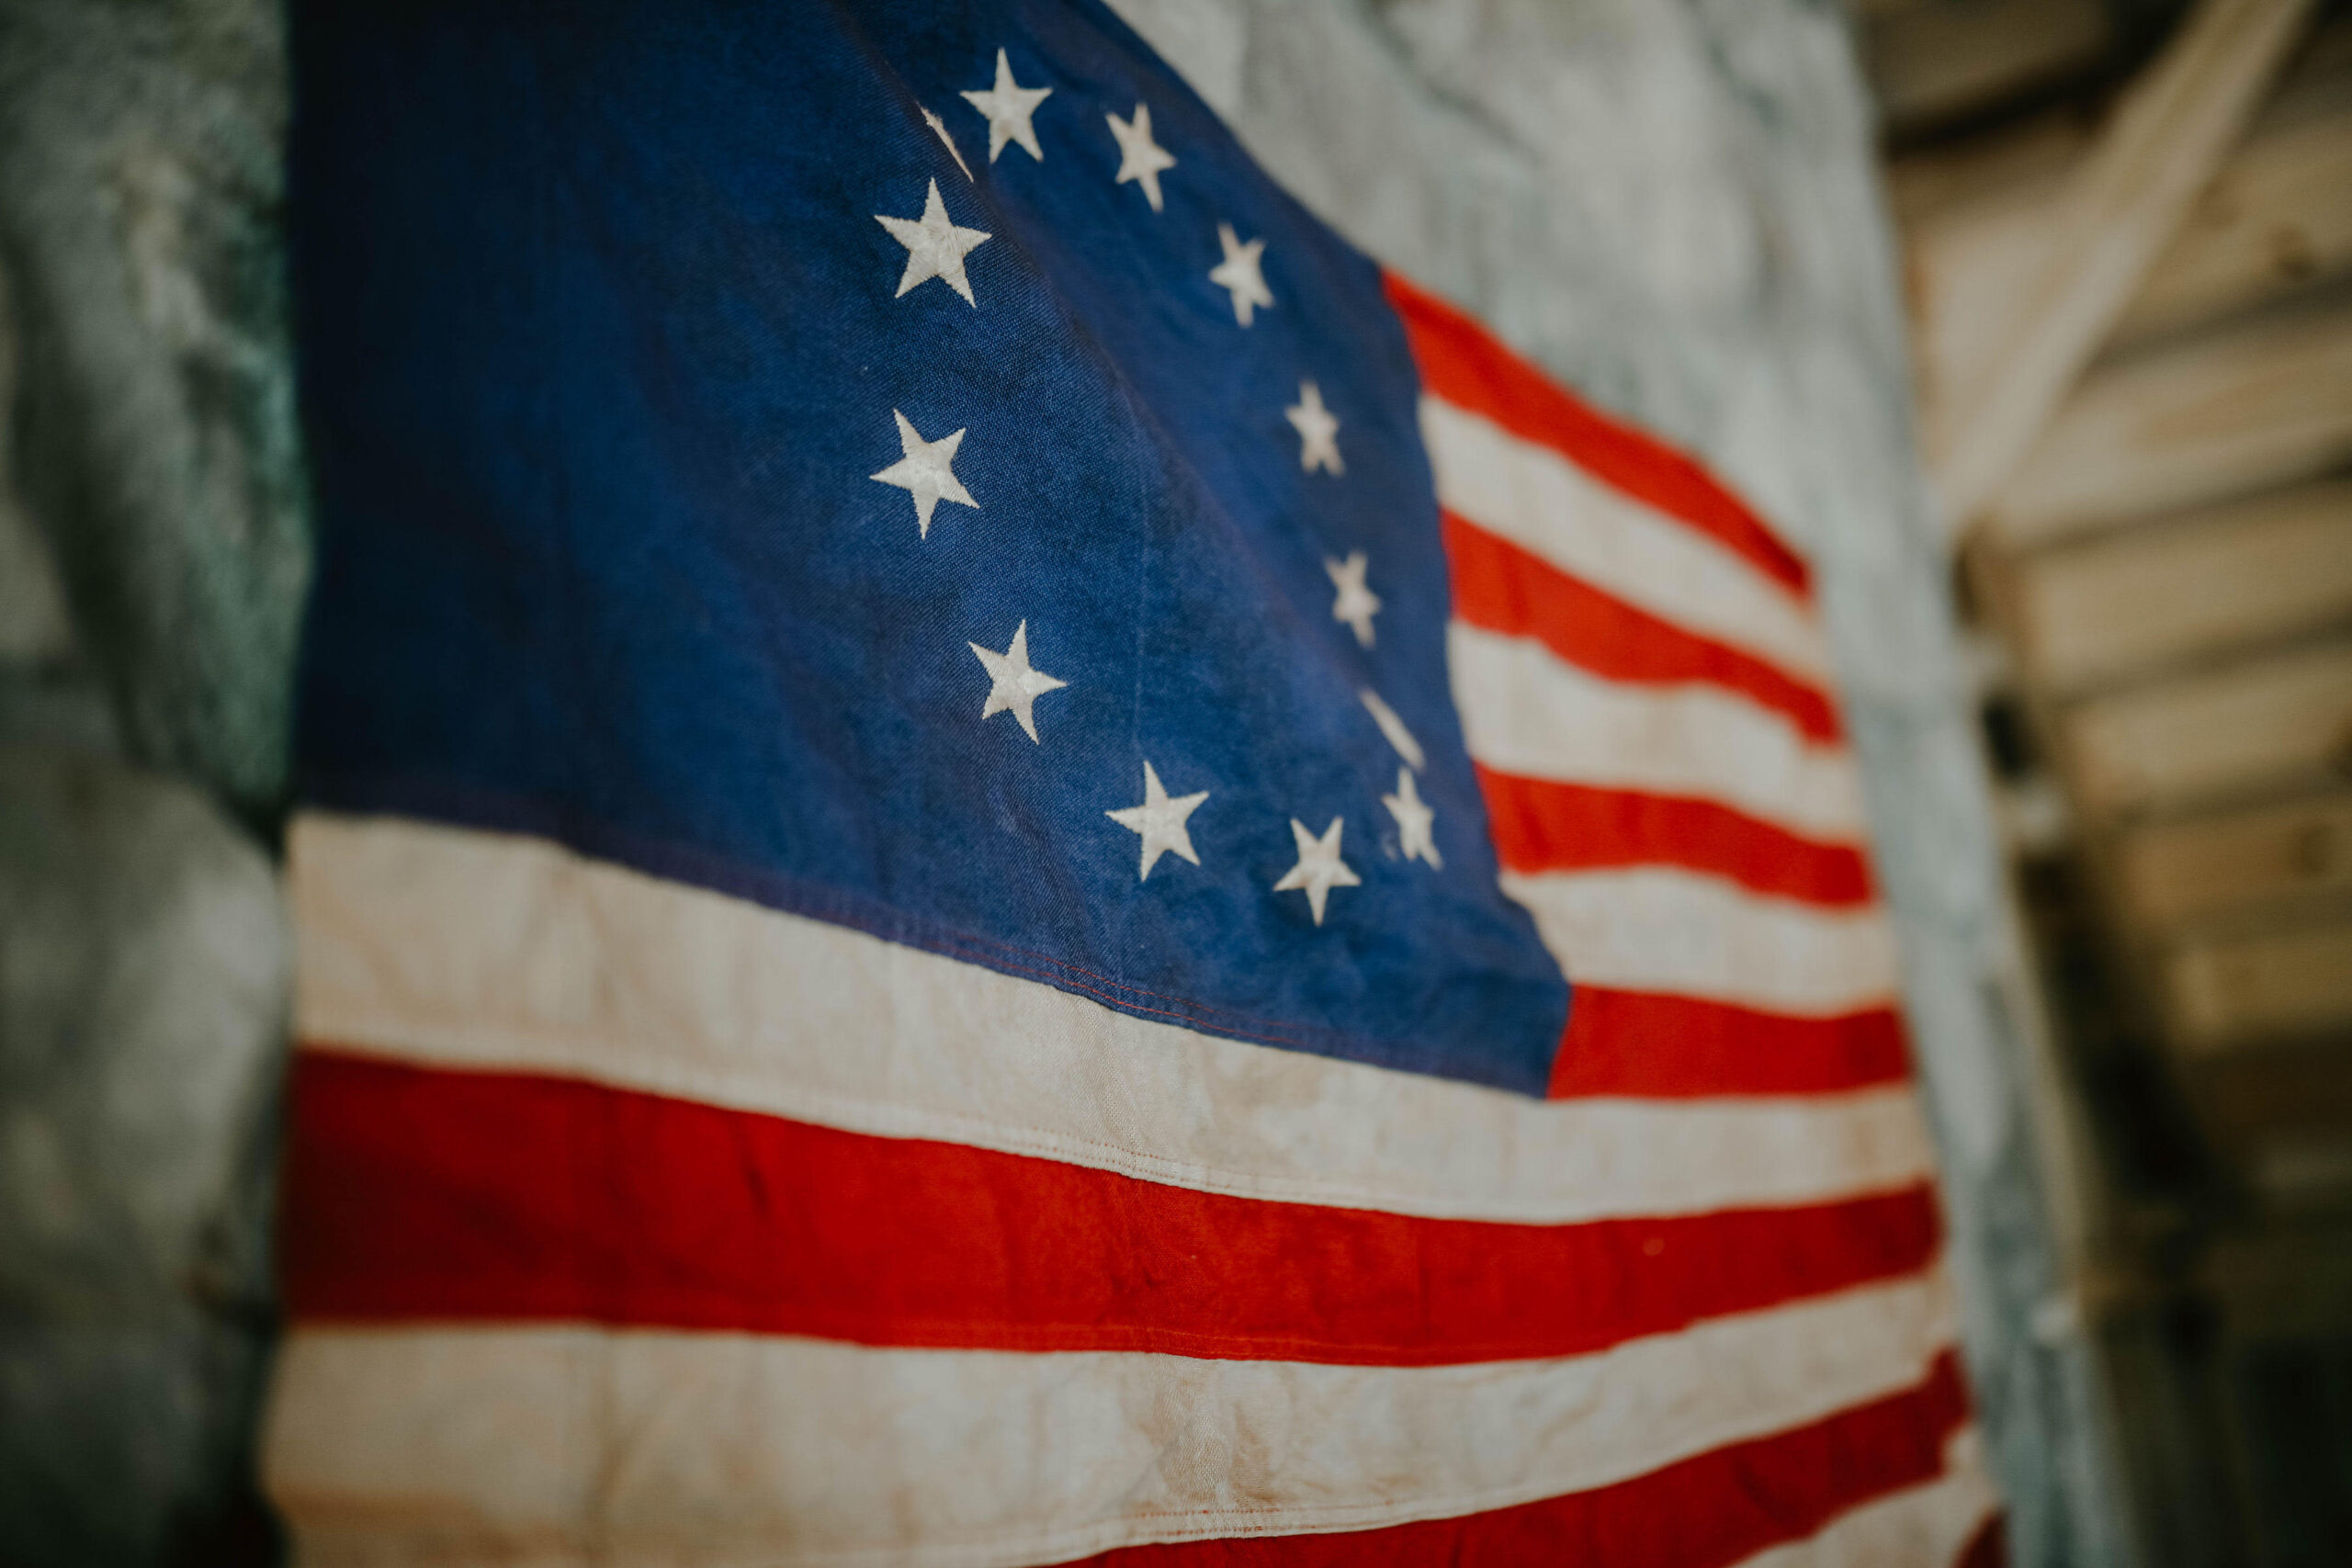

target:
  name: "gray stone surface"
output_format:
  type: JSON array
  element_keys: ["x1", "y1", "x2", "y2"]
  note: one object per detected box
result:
[
  {"x1": 1, "y1": 3, "x2": 295, "y2": 1561},
  {"x1": 0, "y1": 0, "x2": 305, "y2": 822},
  {"x1": 1106, "y1": 1, "x2": 2132, "y2": 1562},
  {"x1": 0, "y1": 740, "x2": 288, "y2": 1566}
]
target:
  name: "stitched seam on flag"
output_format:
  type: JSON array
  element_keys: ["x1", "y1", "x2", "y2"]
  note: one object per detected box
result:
[
  {"x1": 489, "y1": 1341, "x2": 1968, "y2": 1568},
  {"x1": 1449, "y1": 654, "x2": 1855, "y2": 808},
  {"x1": 289, "y1": 1036, "x2": 1930, "y2": 1224},
  {"x1": 284, "y1": 1294, "x2": 1947, "y2": 1368},
  {"x1": 280, "y1": 1056, "x2": 1944, "y2": 1356},
  {"x1": 1733, "y1": 1449, "x2": 1999, "y2": 1568},
  {"x1": 1437, "y1": 512, "x2": 1845, "y2": 742},
  {"x1": 266, "y1": 1335, "x2": 1975, "y2": 1568},
  {"x1": 1498, "y1": 869, "x2": 1905, "y2": 1018},
  {"x1": 1414, "y1": 400, "x2": 1829, "y2": 687},
  {"x1": 273, "y1": 1342, "x2": 1965, "y2": 1568},
  {"x1": 1383, "y1": 273, "x2": 1812, "y2": 595},
  {"x1": 1471, "y1": 769, "x2": 1879, "y2": 907},
  {"x1": 266, "y1": 1269, "x2": 1964, "y2": 1562},
  {"x1": 297, "y1": 786, "x2": 1534, "y2": 1089}
]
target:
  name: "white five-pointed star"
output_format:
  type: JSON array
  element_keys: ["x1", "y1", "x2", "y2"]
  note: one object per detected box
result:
[
  {"x1": 962, "y1": 49, "x2": 1052, "y2": 164},
  {"x1": 1273, "y1": 816, "x2": 1361, "y2": 925},
  {"x1": 1285, "y1": 380, "x2": 1343, "y2": 474},
  {"x1": 1383, "y1": 768, "x2": 1442, "y2": 868},
  {"x1": 920, "y1": 107, "x2": 974, "y2": 181},
  {"x1": 1106, "y1": 761, "x2": 1209, "y2": 881},
  {"x1": 1324, "y1": 550, "x2": 1381, "y2": 647},
  {"x1": 870, "y1": 410, "x2": 977, "y2": 538},
  {"x1": 1208, "y1": 223, "x2": 1272, "y2": 327},
  {"x1": 1106, "y1": 102, "x2": 1177, "y2": 211},
  {"x1": 968, "y1": 621, "x2": 1068, "y2": 742},
  {"x1": 875, "y1": 179, "x2": 991, "y2": 306}
]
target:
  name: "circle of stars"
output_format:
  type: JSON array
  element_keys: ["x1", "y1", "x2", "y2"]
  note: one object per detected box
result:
[{"x1": 853, "y1": 44, "x2": 1441, "y2": 934}]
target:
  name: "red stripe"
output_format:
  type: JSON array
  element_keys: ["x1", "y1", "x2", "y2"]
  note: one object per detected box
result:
[
  {"x1": 1444, "y1": 513, "x2": 1839, "y2": 740},
  {"x1": 1478, "y1": 767, "x2": 1872, "y2": 906},
  {"x1": 1386, "y1": 270, "x2": 1809, "y2": 597},
  {"x1": 282, "y1": 1050, "x2": 1939, "y2": 1362},
  {"x1": 1550, "y1": 988, "x2": 1913, "y2": 1100},
  {"x1": 1076, "y1": 1350, "x2": 1973, "y2": 1566}
]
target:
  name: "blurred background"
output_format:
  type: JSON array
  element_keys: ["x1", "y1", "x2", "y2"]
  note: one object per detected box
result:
[
  {"x1": 0, "y1": 0, "x2": 2346, "y2": 1563},
  {"x1": 1860, "y1": 1, "x2": 2352, "y2": 1559}
]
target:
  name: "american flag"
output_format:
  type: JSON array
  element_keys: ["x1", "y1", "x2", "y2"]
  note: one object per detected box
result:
[{"x1": 266, "y1": 1, "x2": 2002, "y2": 1562}]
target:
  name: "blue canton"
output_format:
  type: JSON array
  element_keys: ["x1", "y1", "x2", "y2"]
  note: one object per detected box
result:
[{"x1": 291, "y1": 0, "x2": 1572, "y2": 1094}]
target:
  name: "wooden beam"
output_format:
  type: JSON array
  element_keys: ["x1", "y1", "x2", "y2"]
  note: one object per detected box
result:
[
  {"x1": 1901, "y1": 19, "x2": 2352, "y2": 403},
  {"x1": 1928, "y1": 0, "x2": 2314, "y2": 532},
  {"x1": 1864, "y1": 0, "x2": 2108, "y2": 136},
  {"x1": 1905, "y1": 160, "x2": 2070, "y2": 434},
  {"x1": 2112, "y1": 99, "x2": 2352, "y2": 342},
  {"x1": 2165, "y1": 915, "x2": 2352, "y2": 1052},
  {"x1": 2186, "y1": 1035, "x2": 2352, "y2": 1141},
  {"x1": 1991, "y1": 294, "x2": 2352, "y2": 547},
  {"x1": 1906, "y1": 92, "x2": 2352, "y2": 413},
  {"x1": 2204, "y1": 1218, "x2": 2352, "y2": 1335},
  {"x1": 2003, "y1": 479, "x2": 2352, "y2": 694},
  {"x1": 2064, "y1": 639, "x2": 2352, "y2": 820},
  {"x1": 1886, "y1": 108, "x2": 2089, "y2": 231},
  {"x1": 2118, "y1": 789, "x2": 2352, "y2": 930}
]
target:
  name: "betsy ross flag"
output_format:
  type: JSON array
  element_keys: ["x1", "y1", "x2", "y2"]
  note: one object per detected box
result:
[{"x1": 266, "y1": 1, "x2": 2002, "y2": 1563}]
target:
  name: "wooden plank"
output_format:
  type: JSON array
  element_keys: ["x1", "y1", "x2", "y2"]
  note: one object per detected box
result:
[
  {"x1": 2119, "y1": 789, "x2": 2352, "y2": 929},
  {"x1": 2114, "y1": 105, "x2": 2352, "y2": 342},
  {"x1": 2006, "y1": 479, "x2": 2352, "y2": 693},
  {"x1": 2064, "y1": 639, "x2": 2352, "y2": 818},
  {"x1": 2245, "y1": 1139, "x2": 2352, "y2": 1208},
  {"x1": 1991, "y1": 297, "x2": 2352, "y2": 547},
  {"x1": 1903, "y1": 16, "x2": 2352, "y2": 479},
  {"x1": 1887, "y1": 109, "x2": 2090, "y2": 230},
  {"x1": 2185, "y1": 1037, "x2": 2352, "y2": 1156},
  {"x1": 1864, "y1": 0, "x2": 2108, "y2": 136},
  {"x1": 2257, "y1": 8, "x2": 2352, "y2": 128},
  {"x1": 2165, "y1": 915, "x2": 2352, "y2": 1051},
  {"x1": 1930, "y1": 0, "x2": 2314, "y2": 531},
  {"x1": 2204, "y1": 1218, "x2": 2352, "y2": 1335},
  {"x1": 1904, "y1": 98, "x2": 2352, "y2": 434},
  {"x1": 1905, "y1": 164, "x2": 2066, "y2": 430}
]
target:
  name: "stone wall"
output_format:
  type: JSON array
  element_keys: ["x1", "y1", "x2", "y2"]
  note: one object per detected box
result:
[
  {"x1": 0, "y1": 1, "x2": 296, "y2": 1561},
  {"x1": 0, "y1": 0, "x2": 2125, "y2": 1561}
]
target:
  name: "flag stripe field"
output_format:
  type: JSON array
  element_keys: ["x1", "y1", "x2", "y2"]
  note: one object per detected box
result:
[
  {"x1": 283, "y1": 1049, "x2": 1941, "y2": 1363},
  {"x1": 1443, "y1": 513, "x2": 1841, "y2": 741},
  {"x1": 1448, "y1": 624, "x2": 1866, "y2": 844},
  {"x1": 1389, "y1": 272, "x2": 1812, "y2": 598},
  {"x1": 267, "y1": 1277, "x2": 1954, "y2": 1568},
  {"x1": 1724, "y1": 1448, "x2": 2000, "y2": 1568},
  {"x1": 290, "y1": 814, "x2": 1935, "y2": 1224},
  {"x1": 1419, "y1": 394, "x2": 1826, "y2": 682},
  {"x1": 1499, "y1": 866, "x2": 1902, "y2": 1016},
  {"x1": 1547, "y1": 987, "x2": 1913, "y2": 1099},
  {"x1": 1071, "y1": 1401, "x2": 1990, "y2": 1567},
  {"x1": 1477, "y1": 766, "x2": 1874, "y2": 905}
]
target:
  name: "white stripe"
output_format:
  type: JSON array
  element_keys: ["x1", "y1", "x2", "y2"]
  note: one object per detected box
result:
[
  {"x1": 1503, "y1": 867, "x2": 1901, "y2": 1016},
  {"x1": 1732, "y1": 1429, "x2": 1997, "y2": 1568},
  {"x1": 1448, "y1": 622, "x2": 1866, "y2": 843},
  {"x1": 291, "y1": 813, "x2": 1933, "y2": 1225},
  {"x1": 1420, "y1": 396, "x2": 1830, "y2": 683},
  {"x1": 266, "y1": 1273, "x2": 1956, "y2": 1568}
]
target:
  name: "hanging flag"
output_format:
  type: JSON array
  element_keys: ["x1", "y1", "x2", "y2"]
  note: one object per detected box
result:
[{"x1": 266, "y1": 1, "x2": 2002, "y2": 1563}]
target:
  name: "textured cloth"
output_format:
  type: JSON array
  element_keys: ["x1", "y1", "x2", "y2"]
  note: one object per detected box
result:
[{"x1": 266, "y1": 2, "x2": 1998, "y2": 1562}]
